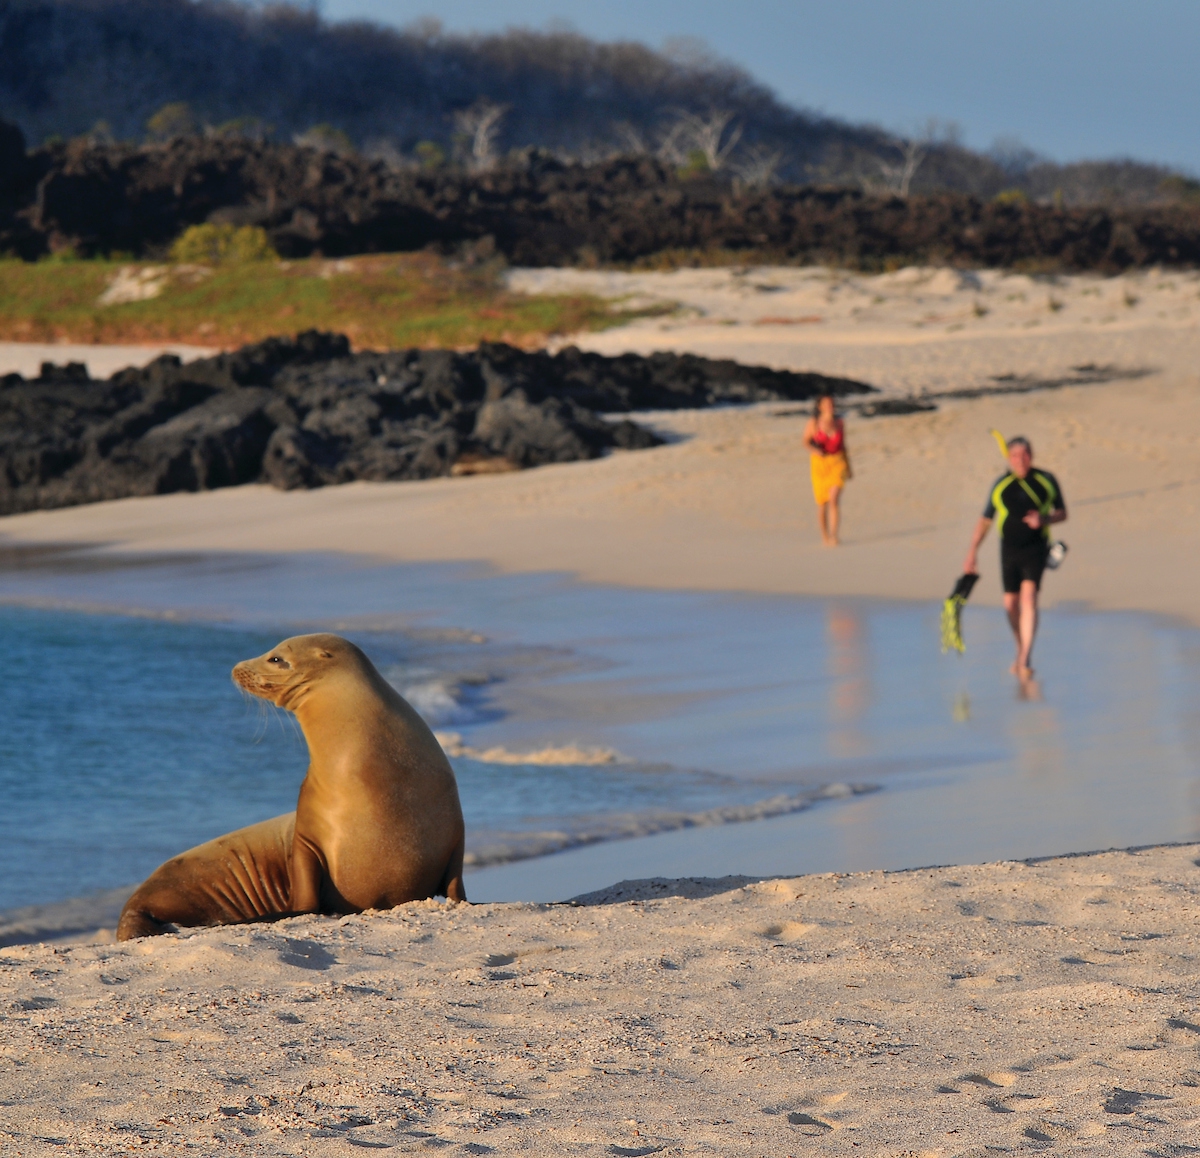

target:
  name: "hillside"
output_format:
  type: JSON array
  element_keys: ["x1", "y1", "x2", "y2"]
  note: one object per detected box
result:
[{"x1": 0, "y1": 0, "x2": 1191, "y2": 205}]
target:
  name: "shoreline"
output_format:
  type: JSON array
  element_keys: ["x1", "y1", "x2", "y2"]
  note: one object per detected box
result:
[
  {"x1": 2, "y1": 370, "x2": 1199, "y2": 625},
  {"x1": 3, "y1": 263, "x2": 1199, "y2": 624}
]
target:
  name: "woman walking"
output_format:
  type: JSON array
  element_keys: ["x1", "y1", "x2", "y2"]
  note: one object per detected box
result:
[{"x1": 804, "y1": 394, "x2": 852, "y2": 546}]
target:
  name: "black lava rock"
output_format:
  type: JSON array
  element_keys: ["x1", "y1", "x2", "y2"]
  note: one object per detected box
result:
[
  {"x1": 0, "y1": 331, "x2": 873, "y2": 514},
  {"x1": 3, "y1": 128, "x2": 1200, "y2": 270}
]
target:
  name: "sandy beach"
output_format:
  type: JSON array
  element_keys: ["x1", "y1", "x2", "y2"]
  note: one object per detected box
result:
[
  {"x1": 3, "y1": 846, "x2": 1199, "y2": 1153},
  {"x1": 3, "y1": 266, "x2": 1199, "y2": 623},
  {"x1": 3, "y1": 266, "x2": 1199, "y2": 1153}
]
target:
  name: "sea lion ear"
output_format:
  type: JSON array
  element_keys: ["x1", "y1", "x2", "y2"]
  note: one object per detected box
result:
[{"x1": 318, "y1": 650, "x2": 335, "y2": 659}]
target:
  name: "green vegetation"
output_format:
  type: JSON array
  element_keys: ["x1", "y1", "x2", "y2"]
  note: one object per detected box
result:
[
  {"x1": 414, "y1": 141, "x2": 446, "y2": 171},
  {"x1": 169, "y1": 223, "x2": 278, "y2": 264},
  {"x1": 145, "y1": 101, "x2": 196, "y2": 142},
  {"x1": 0, "y1": 253, "x2": 635, "y2": 349},
  {"x1": 1160, "y1": 175, "x2": 1200, "y2": 204}
]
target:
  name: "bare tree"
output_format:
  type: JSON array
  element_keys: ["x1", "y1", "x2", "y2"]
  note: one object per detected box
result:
[
  {"x1": 877, "y1": 137, "x2": 927, "y2": 196},
  {"x1": 657, "y1": 108, "x2": 743, "y2": 171},
  {"x1": 612, "y1": 121, "x2": 650, "y2": 156},
  {"x1": 655, "y1": 114, "x2": 694, "y2": 167},
  {"x1": 453, "y1": 100, "x2": 508, "y2": 171},
  {"x1": 733, "y1": 143, "x2": 784, "y2": 188},
  {"x1": 684, "y1": 109, "x2": 743, "y2": 171},
  {"x1": 877, "y1": 119, "x2": 963, "y2": 195}
]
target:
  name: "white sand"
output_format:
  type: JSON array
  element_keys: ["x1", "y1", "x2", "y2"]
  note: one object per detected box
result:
[
  {"x1": 3, "y1": 846, "x2": 1199, "y2": 1153},
  {"x1": 0, "y1": 341, "x2": 217, "y2": 380}
]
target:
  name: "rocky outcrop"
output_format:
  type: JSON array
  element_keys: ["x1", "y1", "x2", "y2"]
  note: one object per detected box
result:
[
  {"x1": 0, "y1": 333, "x2": 872, "y2": 515},
  {"x1": 4, "y1": 129, "x2": 1200, "y2": 271}
]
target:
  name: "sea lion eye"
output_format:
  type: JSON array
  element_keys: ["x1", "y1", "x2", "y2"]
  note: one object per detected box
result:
[{"x1": 268, "y1": 656, "x2": 284, "y2": 664}]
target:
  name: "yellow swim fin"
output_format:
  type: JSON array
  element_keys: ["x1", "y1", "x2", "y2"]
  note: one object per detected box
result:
[
  {"x1": 941, "y1": 596, "x2": 966, "y2": 654},
  {"x1": 990, "y1": 428, "x2": 1008, "y2": 457}
]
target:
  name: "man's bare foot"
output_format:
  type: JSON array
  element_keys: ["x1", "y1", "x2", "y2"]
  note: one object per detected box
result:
[
  {"x1": 1009, "y1": 661, "x2": 1021, "y2": 675},
  {"x1": 1017, "y1": 665, "x2": 1035, "y2": 680},
  {"x1": 1016, "y1": 676, "x2": 1042, "y2": 701}
]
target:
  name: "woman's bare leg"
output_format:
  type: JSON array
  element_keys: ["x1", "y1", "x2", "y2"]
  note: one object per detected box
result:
[
  {"x1": 816, "y1": 501, "x2": 831, "y2": 545},
  {"x1": 827, "y1": 486, "x2": 842, "y2": 545}
]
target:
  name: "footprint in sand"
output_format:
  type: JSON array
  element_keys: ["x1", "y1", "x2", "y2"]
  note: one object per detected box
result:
[
  {"x1": 960, "y1": 1071, "x2": 1017, "y2": 1089},
  {"x1": 756, "y1": 920, "x2": 815, "y2": 942}
]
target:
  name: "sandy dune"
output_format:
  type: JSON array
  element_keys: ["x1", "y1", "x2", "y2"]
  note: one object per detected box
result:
[{"x1": 3, "y1": 846, "x2": 1199, "y2": 1154}]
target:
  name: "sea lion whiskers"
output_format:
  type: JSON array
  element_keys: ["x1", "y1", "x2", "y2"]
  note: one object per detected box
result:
[{"x1": 237, "y1": 686, "x2": 290, "y2": 746}]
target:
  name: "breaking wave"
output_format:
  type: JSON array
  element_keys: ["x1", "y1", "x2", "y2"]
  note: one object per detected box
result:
[
  {"x1": 435, "y1": 731, "x2": 621, "y2": 766},
  {"x1": 462, "y1": 782, "x2": 877, "y2": 868}
]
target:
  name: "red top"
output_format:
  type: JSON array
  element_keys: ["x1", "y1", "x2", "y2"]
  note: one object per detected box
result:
[{"x1": 810, "y1": 420, "x2": 844, "y2": 455}]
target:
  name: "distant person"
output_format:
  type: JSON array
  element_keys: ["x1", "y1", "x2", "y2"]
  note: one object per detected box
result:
[
  {"x1": 804, "y1": 394, "x2": 852, "y2": 546},
  {"x1": 963, "y1": 436, "x2": 1067, "y2": 681}
]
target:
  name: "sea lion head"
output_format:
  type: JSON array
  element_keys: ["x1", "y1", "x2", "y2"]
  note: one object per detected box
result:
[{"x1": 232, "y1": 633, "x2": 367, "y2": 710}]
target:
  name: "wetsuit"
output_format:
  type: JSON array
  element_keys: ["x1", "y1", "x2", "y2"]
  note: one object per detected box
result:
[{"x1": 983, "y1": 469, "x2": 1064, "y2": 593}]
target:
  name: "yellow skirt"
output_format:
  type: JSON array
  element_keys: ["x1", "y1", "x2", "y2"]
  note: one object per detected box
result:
[{"x1": 810, "y1": 451, "x2": 848, "y2": 505}]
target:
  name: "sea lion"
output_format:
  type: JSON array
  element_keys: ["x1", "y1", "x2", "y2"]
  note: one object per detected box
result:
[{"x1": 117, "y1": 633, "x2": 466, "y2": 940}]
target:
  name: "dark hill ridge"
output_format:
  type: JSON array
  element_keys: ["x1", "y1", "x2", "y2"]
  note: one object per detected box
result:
[
  {"x1": 0, "y1": 333, "x2": 873, "y2": 515},
  {"x1": 0, "y1": 0, "x2": 887, "y2": 181},
  {"x1": 4, "y1": 131, "x2": 1200, "y2": 271},
  {"x1": 0, "y1": 0, "x2": 1187, "y2": 206}
]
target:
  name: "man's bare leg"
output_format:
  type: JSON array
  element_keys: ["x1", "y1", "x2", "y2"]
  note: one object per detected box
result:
[
  {"x1": 1003, "y1": 591, "x2": 1021, "y2": 673},
  {"x1": 1016, "y1": 579, "x2": 1039, "y2": 677},
  {"x1": 827, "y1": 486, "x2": 842, "y2": 546}
]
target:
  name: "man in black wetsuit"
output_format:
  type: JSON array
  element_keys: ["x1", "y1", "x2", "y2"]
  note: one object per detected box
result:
[{"x1": 963, "y1": 436, "x2": 1067, "y2": 680}]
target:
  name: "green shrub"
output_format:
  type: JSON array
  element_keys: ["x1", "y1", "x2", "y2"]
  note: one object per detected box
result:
[
  {"x1": 993, "y1": 188, "x2": 1028, "y2": 206},
  {"x1": 169, "y1": 223, "x2": 278, "y2": 265},
  {"x1": 415, "y1": 140, "x2": 446, "y2": 170},
  {"x1": 1160, "y1": 174, "x2": 1200, "y2": 204},
  {"x1": 678, "y1": 149, "x2": 711, "y2": 177},
  {"x1": 146, "y1": 102, "x2": 197, "y2": 142},
  {"x1": 294, "y1": 124, "x2": 355, "y2": 155}
]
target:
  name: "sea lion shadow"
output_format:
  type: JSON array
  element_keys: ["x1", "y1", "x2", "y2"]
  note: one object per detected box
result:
[
  {"x1": 568, "y1": 875, "x2": 763, "y2": 906},
  {"x1": 276, "y1": 937, "x2": 338, "y2": 970}
]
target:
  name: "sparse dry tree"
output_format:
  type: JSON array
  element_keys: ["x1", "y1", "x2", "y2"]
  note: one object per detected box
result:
[
  {"x1": 685, "y1": 109, "x2": 742, "y2": 171},
  {"x1": 877, "y1": 137, "x2": 927, "y2": 196},
  {"x1": 612, "y1": 121, "x2": 650, "y2": 156},
  {"x1": 655, "y1": 114, "x2": 694, "y2": 167},
  {"x1": 877, "y1": 118, "x2": 962, "y2": 195},
  {"x1": 453, "y1": 99, "x2": 508, "y2": 171},
  {"x1": 733, "y1": 143, "x2": 785, "y2": 188},
  {"x1": 656, "y1": 108, "x2": 743, "y2": 171}
]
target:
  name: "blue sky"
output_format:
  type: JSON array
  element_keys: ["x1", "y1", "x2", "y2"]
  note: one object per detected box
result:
[{"x1": 320, "y1": 0, "x2": 1200, "y2": 173}]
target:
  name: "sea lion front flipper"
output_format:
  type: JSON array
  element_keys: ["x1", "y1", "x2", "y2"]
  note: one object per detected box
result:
[
  {"x1": 288, "y1": 834, "x2": 325, "y2": 913},
  {"x1": 438, "y1": 837, "x2": 468, "y2": 904}
]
